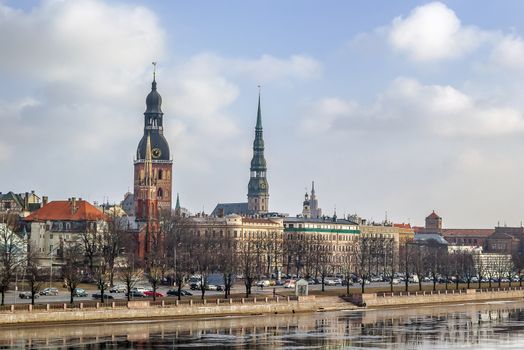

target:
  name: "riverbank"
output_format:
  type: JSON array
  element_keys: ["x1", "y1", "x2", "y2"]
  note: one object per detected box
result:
[
  {"x1": 0, "y1": 295, "x2": 356, "y2": 326},
  {"x1": 2, "y1": 286, "x2": 524, "y2": 326},
  {"x1": 346, "y1": 286, "x2": 524, "y2": 307}
]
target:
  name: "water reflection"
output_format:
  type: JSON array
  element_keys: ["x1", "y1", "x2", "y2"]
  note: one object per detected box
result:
[{"x1": 2, "y1": 301, "x2": 524, "y2": 349}]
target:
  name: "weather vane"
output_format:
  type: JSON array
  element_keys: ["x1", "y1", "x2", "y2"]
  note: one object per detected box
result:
[{"x1": 152, "y1": 61, "x2": 157, "y2": 81}]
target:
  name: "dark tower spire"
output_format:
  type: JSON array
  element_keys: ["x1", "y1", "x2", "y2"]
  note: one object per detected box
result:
[
  {"x1": 248, "y1": 86, "x2": 269, "y2": 215},
  {"x1": 134, "y1": 63, "x2": 173, "y2": 225}
]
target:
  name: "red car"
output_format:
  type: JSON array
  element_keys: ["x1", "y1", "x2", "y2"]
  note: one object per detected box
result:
[{"x1": 143, "y1": 291, "x2": 164, "y2": 298}]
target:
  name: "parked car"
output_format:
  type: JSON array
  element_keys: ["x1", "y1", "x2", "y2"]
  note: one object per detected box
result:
[
  {"x1": 40, "y1": 287, "x2": 59, "y2": 296},
  {"x1": 126, "y1": 290, "x2": 146, "y2": 298},
  {"x1": 256, "y1": 280, "x2": 271, "y2": 287},
  {"x1": 92, "y1": 293, "x2": 114, "y2": 300},
  {"x1": 391, "y1": 278, "x2": 401, "y2": 285},
  {"x1": 189, "y1": 282, "x2": 201, "y2": 290},
  {"x1": 283, "y1": 280, "x2": 296, "y2": 288},
  {"x1": 130, "y1": 287, "x2": 149, "y2": 294},
  {"x1": 167, "y1": 289, "x2": 192, "y2": 297},
  {"x1": 143, "y1": 291, "x2": 164, "y2": 298},
  {"x1": 324, "y1": 279, "x2": 337, "y2": 286},
  {"x1": 109, "y1": 285, "x2": 127, "y2": 293},
  {"x1": 19, "y1": 291, "x2": 38, "y2": 299},
  {"x1": 73, "y1": 288, "x2": 88, "y2": 297}
]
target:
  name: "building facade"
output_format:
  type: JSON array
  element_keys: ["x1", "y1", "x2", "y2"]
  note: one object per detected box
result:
[
  {"x1": 24, "y1": 198, "x2": 107, "y2": 267},
  {"x1": 283, "y1": 217, "x2": 360, "y2": 275},
  {"x1": 0, "y1": 191, "x2": 43, "y2": 217},
  {"x1": 190, "y1": 214, "x2": 284, "y2": 276}
]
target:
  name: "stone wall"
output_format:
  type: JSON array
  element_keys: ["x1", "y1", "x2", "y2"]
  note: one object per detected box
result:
[
  {"x1": 0, "y1": 295, "x2": 352, "y2": 326},
  {"x1": 346, "y1": 287, "x2": 524, "y2": 307}
]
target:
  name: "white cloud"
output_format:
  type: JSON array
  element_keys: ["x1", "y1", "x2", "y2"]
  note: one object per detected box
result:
[
  {"x1": 388, "y1": 2, "x2": 489, "y2": 62},
  {"x1": 491, "y1": 35, "x2": 524, "y2": 72},
  {"x1": 302, "y1": 77, "x2": 524, "y2": 137},
  {"x1": 301, "y1": 98, "x2": 357, "y2": 133}
]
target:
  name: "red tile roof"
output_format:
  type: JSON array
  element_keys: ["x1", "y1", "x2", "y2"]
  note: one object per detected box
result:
[
  {"x1": 441, "y1": 229, "x2": 494, "y2": 237},
  {"x1": 393, "y1": 223, "x2": 411, "y2": 229},
  {"x1": 24, "y1": 200, "x2": 107, "y2": 221}
]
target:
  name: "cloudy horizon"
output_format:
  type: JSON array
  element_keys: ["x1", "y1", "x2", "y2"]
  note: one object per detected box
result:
[{"x1": 2, "y1": 0, "x2": 524, "y2": 228}]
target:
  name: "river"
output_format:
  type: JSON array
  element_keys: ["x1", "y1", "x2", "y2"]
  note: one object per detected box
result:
[{"x1": 1, "y1": 300, "x2": 524, "y2": 349}]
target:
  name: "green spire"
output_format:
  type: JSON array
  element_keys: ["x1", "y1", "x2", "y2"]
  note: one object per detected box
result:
[
  {"x1": 256, "y1": 86, "x2": 262, "y2": 129},
  {"x1": 175, "y1": 193, "x2": 180, "y2": 210},
  {"x1": 250, "y1": 87, "x2": 266, "y2": 172}
]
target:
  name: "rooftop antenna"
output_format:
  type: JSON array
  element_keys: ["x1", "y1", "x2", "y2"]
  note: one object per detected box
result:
[{"x1": 152, "y1": 61, "x2": 157, "y2": 81}]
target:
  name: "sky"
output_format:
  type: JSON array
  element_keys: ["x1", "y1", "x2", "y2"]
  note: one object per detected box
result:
[{"x1": 2, "y1": 1, "x2": 524, "y2": 228}]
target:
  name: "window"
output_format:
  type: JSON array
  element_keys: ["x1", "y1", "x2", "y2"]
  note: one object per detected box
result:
[
  {"x1": 49, "y1": 234, "x2": 53, "y2": 240},
  {"x1": 158, "y1": 169, "x2": 163, "y2": 180},
  {"x1": 157, "y1": 188, "x2": 163, "y2": 198}
]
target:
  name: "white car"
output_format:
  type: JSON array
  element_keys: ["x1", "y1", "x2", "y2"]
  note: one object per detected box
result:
[
  {"x1": 256, "y1": 280, "x2": 271, "y2": 287},
  {"x1": 283, "y1": 280, "x2": 296, "y2": 288},
  {"x1": 109, "y1": 285, "x2": 127, "y2": 293}
]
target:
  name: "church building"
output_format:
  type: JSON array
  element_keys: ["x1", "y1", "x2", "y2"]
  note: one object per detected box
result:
[
  {"x1": 133, "y1": 70, "x2": 173, "y2": 259},
  {"x1": 212, "y1": 92, "x2": 269, "y2": 217}
]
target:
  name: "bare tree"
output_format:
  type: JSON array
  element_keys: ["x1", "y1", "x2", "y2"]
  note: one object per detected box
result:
[
  {"x1": 404, "y1": 242, "x2": 425, "y2": 291},
  {"x1": 25, "y1": 252, "x2": 44, "y2": 305},
  {"x1": 62, "y1": 242, "x2": 84, "y2": 304},
  {"x1": 354, "y1": 237, "x2": 373, "y2": 293},
  {"x1": 163, "y1": 215, "x2": 193, "y2": 300},
  {"x1": 474, "y1": 251, "x2": 486, "y2": 289},
  {"x1": 0, "y1": 220, "x2": 26, "y2": 305},
  {"x1": 311, "y1": 234, "x2": 333, "y2": 292},
  {"x1": 117, "y1": 253, "x2": 143, "y2": 301},
  {"x1": 460, "y1": 251, "x2": 476, "y2": 289},
  {"x1": 216, "y1": 231, "x2": 237, "y2": 299},
  {"x1": 384, "y1": 238, "x2": 398, "y2": 292},
  {"x1": 239, "y1": 239, "x2": 257, "y2": 297}
]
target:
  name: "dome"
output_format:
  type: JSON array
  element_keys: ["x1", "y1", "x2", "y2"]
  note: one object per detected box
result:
[
  {"x1": 136, "y1": 132, "x2": 171, "y2": 161},
  {"x1": 145, "y1": 81, "x2": 163, "y2": 114}
]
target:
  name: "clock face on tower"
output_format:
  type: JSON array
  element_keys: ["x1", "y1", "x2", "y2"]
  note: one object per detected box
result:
[{"x1": 152, "y1": 148, "x2": 162, "y2": 159}]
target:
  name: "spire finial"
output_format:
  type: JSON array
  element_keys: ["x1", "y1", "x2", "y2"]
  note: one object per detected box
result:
[{"x1": 152, "y1": 61, "x2": 157, "y2": 82}]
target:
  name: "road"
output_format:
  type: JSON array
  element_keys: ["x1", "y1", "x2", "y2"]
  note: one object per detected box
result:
[{"x1": 5, "y1": 280, "x2": 504, "y2": 305}]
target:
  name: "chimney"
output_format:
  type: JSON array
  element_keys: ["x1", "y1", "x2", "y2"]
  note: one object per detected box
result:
[
  {"x1": 24, "y1": 192, "x2": 29, "y2": 210},
  {"x1": 42, "y1": 196, "x2": 48, "y2": 206},
  {"x1": 71, "y1": 197, "x2": 77, "y2": 214}
]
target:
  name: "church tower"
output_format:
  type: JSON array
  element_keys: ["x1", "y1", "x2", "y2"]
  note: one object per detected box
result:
[
  {"x1": 134, "y1": 66, "x2": 173, "y2": 218},
  {"x1": 309, "y1": 181, "x2": 322, "y2": 219},
  {"x1": 247, "y1": 91, "x2": 269, "y2": 215}
]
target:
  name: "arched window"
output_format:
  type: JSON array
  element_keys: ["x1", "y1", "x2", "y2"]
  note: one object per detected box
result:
[
  {"x1": 157, "y1": 188, "x2": 163, "y2": 198},
  {"x1": 158, "y1": 169, "x2": 163, "y2": 180}
]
